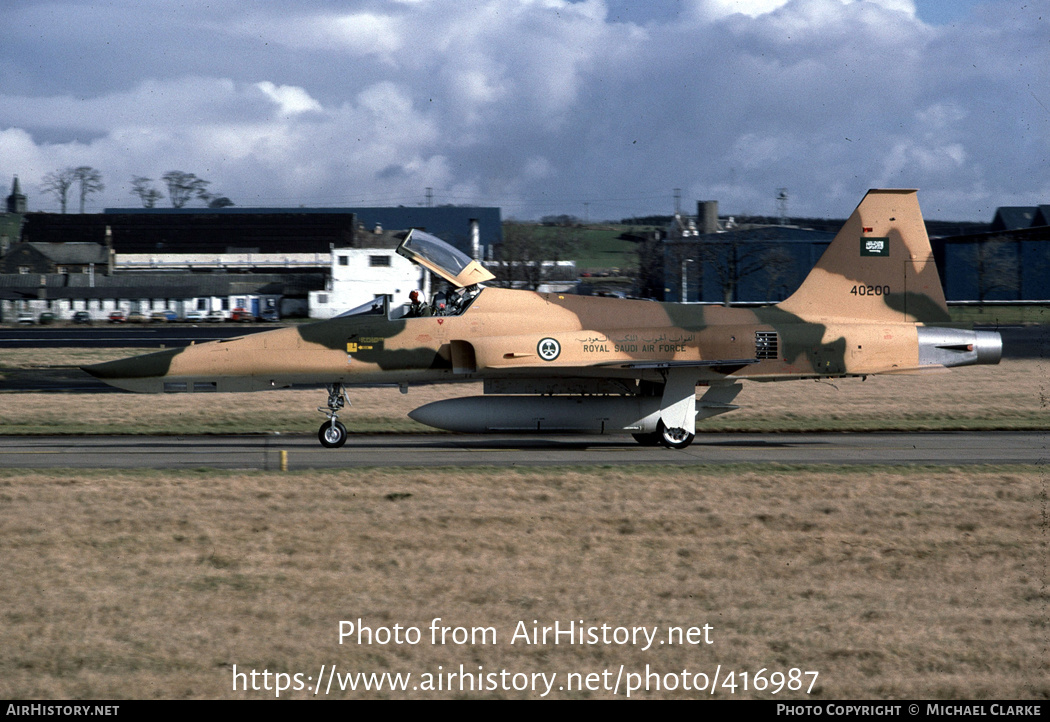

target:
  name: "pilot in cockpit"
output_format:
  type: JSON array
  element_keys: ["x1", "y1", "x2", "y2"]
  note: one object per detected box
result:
[{"x1": 406, "y1": 290, "x2": 432, "y2": 317}]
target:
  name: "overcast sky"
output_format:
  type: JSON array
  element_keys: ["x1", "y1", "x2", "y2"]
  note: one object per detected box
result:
[{"x1": 0, "y1": 0, "x2": 1046, "y2": 221}]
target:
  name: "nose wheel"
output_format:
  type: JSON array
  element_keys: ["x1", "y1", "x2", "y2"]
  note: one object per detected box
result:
[
  {"x1": 319, "y1": 419, "x2": 348, "y2": 448},
  {"x1": 318, "y1": 383, "x2": 351, "y2": 448}
]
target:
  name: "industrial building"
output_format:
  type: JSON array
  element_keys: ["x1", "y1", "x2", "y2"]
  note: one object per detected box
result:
[
  {"x1": 658, "y1": 199, "x2": 1050, "y2": 304},
  {"x1": 19, "y1": 205, "x2": 502, "y2": 256},
  {"x1": 0, "y1": 178, "x2": 501, "y2": 322}
]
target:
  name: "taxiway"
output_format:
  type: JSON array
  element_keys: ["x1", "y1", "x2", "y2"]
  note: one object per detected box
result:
[{"x1": 0, "y1": 431, "x2": 1043, "y2": 470}]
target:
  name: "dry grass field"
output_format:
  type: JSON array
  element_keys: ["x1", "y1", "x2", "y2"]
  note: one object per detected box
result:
[
  {"x1": 0, "y1": 465, "x2": 1046, "y2": 700},
  {"x1": 0, "y1": 350, "x2": 1047, "y2": 435}
]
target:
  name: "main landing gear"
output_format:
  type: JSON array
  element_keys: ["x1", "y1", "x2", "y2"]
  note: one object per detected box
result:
[
  {"x1": 318, "y1": 383, "x2": 350, "y2": 448},
  {"x1": 631, "y1": 421, "x2": 695, "y2": 449},
  {"x1": 657, "y1": 421, "x2": 694, "y2": 450}
]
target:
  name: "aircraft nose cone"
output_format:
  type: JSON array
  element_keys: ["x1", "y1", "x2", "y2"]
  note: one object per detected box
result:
[{"x1": 82, "y1": 348, "x2": 180, "y2": 380}]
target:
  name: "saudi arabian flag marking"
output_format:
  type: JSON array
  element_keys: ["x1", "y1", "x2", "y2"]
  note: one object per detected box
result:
[{"x1": 861, "y1": 236, "x2": 890, "y2": 257}]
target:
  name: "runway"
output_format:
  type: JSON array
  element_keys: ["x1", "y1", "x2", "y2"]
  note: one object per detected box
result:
[{"x1": 0, "y1": 431, "x2": 1044, "y2": 470}]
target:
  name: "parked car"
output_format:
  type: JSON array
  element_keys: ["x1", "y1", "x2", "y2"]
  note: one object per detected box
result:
[
  {"x1": 259, "y1": 308, "x2": 280, "y2": 322},
  {"x1": 126, "y1": 311, "x2": 148, "y2": 323},
  {"x1": 17, "y1": 311, "x2": 35, "y2": 325},
  {"x1": 38, "y1": 311, "x2": 56, "y2": 325},
  {"x1": 183, "y1": 310, "x2": 205, "y2": 323},
  {"x1": 72, "y1": 311, "x2": 92, "y2": 325},
  {"x1": 108, "y1": 310, "x2": 127, "y2": 323},
  {"x1": 205, "y1": 309, "x2": 227, "y2": 322},
  {"x1": 230, "y1": 307, "x2": 255, "y2": 322},
  {"x1": 150, "y1": 310, "x2": 178, "y2": 323}
]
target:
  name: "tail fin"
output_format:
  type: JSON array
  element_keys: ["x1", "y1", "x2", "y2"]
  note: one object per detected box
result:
[{"x1": 777, "y1": 189, "x2": 950, "y2": 324}]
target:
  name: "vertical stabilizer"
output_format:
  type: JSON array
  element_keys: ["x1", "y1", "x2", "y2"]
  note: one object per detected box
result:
[{"x1": 777, "y1": 189, "x2": 950, "y2": 324}]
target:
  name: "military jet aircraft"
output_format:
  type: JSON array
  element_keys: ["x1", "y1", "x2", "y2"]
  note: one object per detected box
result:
[{"x1": 85, "y1": 189, "x2": 1001, "y2": 449}]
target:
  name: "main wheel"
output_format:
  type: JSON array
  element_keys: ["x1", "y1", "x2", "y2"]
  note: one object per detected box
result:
[
  {"x1": 318, "y1": 420, "x2": 348, "y2": 448},
  {"x1": 658, "y1": 421, "x2": 694, "y2": 450}
]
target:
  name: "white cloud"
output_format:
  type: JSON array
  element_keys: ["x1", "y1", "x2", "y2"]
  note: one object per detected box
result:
[
  {"x1": 231, "y1": 11, "x2": 405, "y2": 58},
  {"x1": 696, "y1": 0, "x2": 793, "y2": 18},
  {"x1": 0, "y1": 128, "x2": 46, "y2": 175},
  {"x1": 256, "y1": 82, "x2": 323, "y2": 116},
  {"x1": 694, "y1": 0, "x2": 917, "y2": 20},
  {"x1": 915, "y1": 103, "x2": 968, "y2": 132}
]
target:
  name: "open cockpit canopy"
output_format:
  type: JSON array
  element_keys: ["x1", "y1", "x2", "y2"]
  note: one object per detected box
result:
[{"x1": 396, "y1": 229, "x2": 495, "y2": 288}]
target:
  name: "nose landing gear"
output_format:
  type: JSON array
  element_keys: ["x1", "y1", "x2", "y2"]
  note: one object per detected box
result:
[{"x1": 318, "y1": 383, "x2": 351, "y2": 448}]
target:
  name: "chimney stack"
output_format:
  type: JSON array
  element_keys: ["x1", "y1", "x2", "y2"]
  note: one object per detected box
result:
[{"x1": 697, "y1": 201, "x2": 719, "y2": 234}]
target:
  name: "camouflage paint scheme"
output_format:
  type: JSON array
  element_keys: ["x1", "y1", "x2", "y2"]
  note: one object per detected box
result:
[{"x1": 85, "y1": 190, "x2": 1002, "y2": 449}]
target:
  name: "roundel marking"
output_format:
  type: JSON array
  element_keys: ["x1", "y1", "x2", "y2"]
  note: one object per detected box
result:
[{"x1": 537, "y1": 337, "x2": 561, "y2": 361}]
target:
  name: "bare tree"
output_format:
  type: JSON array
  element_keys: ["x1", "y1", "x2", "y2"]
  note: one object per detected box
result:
[
  {"x1": 761, "y1": 245, "x2": 797, "y2": 302},
  {"x1": 634, "y1": 232, "x2": 666, "y2": 300},
  {"x1": 975, "y1": 236, "x2": 1020, "y2": 301},
  {"x1": 493, "y1": 222, "x2": 543, "y2": 289},
  {"x1": 699, "y1": 235, "x2": 771, "y2": 306},
  {"x1": 207, "y1": 195, "x2": 234, "y2": 209},
  {"x1": 130, "y1": 176, "x2": 164, "y2": 208},
  {"x1": 40, "y1": 168, "x2": 77, "y2": 213},
  {"x1": 161, "y1": 171, "x2": 211, "y2": 208},
  {"x1": 493, "y1": 224, "x2": 580, "y2": 291},
  {"x1": 72, "y1": 166, "x2": 104, "y2": 213},
  {"x1": 659, "y1": 232, "x2": 800, "y2": 304}
]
